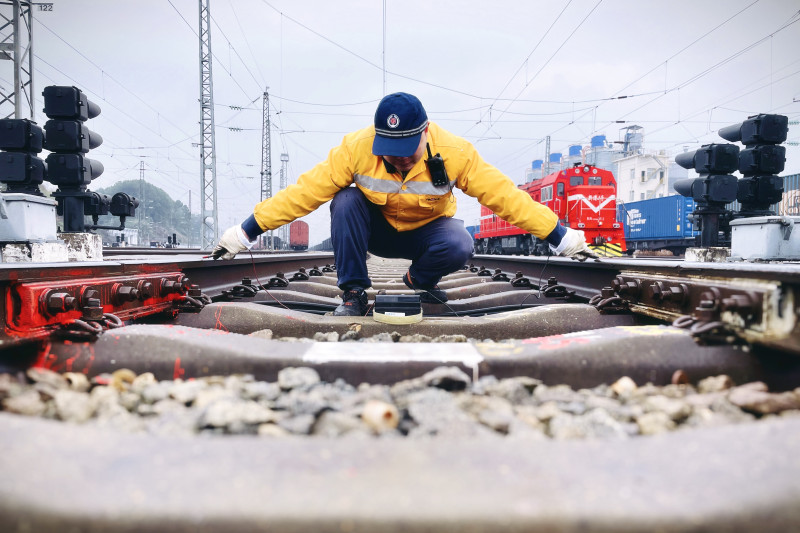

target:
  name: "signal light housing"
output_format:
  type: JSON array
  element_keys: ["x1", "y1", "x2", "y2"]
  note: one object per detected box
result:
[
  {"x1": 674, "y1": 144, "x2": 739, "y2": 174},
  {"x1": 42, "y1": 86, "x2": 101, "y2": 122},
  {"x1": 718, "y1": 113, "x2": 788, "y2": 145},
  {"x1": 0, "y1": 119, "x2": 43, "y2": 153}
]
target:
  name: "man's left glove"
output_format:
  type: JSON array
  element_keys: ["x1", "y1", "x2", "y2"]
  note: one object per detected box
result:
[
  {"x1": 211, "y1": 224, "x2": 253, "y2": 260},
  {"x1": 549, "y1": 227, "x2": 599, "y2": 261}
]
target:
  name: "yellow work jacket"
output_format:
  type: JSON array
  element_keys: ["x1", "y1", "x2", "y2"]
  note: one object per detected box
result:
[{"x1": 251, "y1": 122, "x2": 558, "y2": 238}]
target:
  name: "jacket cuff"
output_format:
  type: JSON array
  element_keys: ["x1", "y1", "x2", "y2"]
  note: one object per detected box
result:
[
  {"x1": 241, "y1": 214, "x2": 265, "y2": 240},
  {"x1": 544, "y1": 223, "x2": 566, "y2": 247}
]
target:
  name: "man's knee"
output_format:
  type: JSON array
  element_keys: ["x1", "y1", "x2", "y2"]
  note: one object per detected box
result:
[
  {"x1": 452, "y1": 230, "x2": 474, "y2": 263},
  {"x1": 330, "y1": 187, "x2": 367, "y2": 213}
]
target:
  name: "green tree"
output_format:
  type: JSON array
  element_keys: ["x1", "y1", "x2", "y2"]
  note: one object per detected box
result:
[{"x1": 96, "y1": 180, "x2": 200, "y2": 246}]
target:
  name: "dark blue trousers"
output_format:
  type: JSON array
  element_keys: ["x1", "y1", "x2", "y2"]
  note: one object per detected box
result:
[{"x1": 330, "y1": 187, "x2": 474, "y2": 290}]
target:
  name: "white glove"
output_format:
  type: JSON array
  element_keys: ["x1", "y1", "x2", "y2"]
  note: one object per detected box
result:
[
  {"x1": 211, "y1": 225, "x2": 253, "y2": 260},
  {"x1": 549, "y1": 227, "x2": 599, "y2": 261}
]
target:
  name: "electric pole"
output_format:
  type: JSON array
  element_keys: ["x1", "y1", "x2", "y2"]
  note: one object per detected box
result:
[
  {"x1": 0, "y1": 0, "x2": 35, "y2": 120},
  {"x1": 198, "y1": 0, "x2": 219, "y2": 249},
  {"x1": 279, "y1": 152, "x2": 289, "y2": 247},
  {"x1": 138, "y1": 159, "x2": 144, "y2": 243},
  {"x1": 260, "y1": 88, "x2": 273, "y2": 250}
]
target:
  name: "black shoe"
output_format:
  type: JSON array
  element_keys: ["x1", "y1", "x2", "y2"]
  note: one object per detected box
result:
[
  {"x1": 333, "y1": 289, "x2": 368, "y2": 316},
  {"x1": 403, "y1": 272, "x2": 448, "y2": 303}
]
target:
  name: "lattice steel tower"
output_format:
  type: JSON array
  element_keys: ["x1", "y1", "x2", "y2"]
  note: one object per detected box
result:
[
  {"x1": 0, "y1": 0, "x2": 35, "y2": 120},
  {"x1": 198, "y1": 0, "x2": 219, "y2": 249},
  {"x1": 260, "y1": 88, "x2": 273, "y2": 249}
]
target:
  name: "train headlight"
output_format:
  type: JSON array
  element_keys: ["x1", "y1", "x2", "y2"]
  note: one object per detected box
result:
[
  {"x1": 577, "y1": 223, "x2": 585, "y2": 228},
  {"x1": 613, "y1": 223, "x2": 620, "y2": 228}
]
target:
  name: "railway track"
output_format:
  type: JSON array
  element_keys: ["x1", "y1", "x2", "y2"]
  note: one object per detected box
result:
[{"x1": 1, "y1": 251, "x2": 800, "y2": 531}]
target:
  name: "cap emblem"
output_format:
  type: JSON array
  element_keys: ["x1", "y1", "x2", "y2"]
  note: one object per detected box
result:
[{"x1": 387, "y1": 114, "x2": 400, "y2": 129}]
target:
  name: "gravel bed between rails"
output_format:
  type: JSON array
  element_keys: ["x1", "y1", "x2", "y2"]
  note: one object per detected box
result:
[{"x1": 3, "y1": 353, "x2": 800, "y2": 439}]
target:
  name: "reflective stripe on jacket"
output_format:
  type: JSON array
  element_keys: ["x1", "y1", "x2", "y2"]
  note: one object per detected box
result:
[{"x1": 251, "y1": 122, "x2": 558, "y2": 237}]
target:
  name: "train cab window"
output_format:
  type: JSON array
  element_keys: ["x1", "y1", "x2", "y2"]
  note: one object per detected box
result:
[
  {"x1": 541, "y1": 186, "x2": 553, "y2": 202},
  {"x1": 588, "y1": 177, "x2": 602, "y2": 186},
  {"x1": 570, "y1": 176, "x2": 584, "y2": 186},
  {"x1": 557, "y1": 182, "x2": 565, "y2": 196}
]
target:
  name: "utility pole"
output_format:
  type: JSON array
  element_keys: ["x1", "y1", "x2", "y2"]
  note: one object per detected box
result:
[
  {"x1": 544, "y1": 135, "x2": 551, "y2": 176},
  {"x1": 260, "y1": 88, "x2": 273, "y2": 250},
  {"x1": 0, "y1": 0, "x2": 35, "y2": 120},
  {"x1": 279, "y1": 152, "x2": 289, "y2": 247},
  {"x1": 138, "y1": 160, "x2": 144, "y2": 242},
  {"x1": 198, "y1": 0, "x2": 219, "y2": 249}
]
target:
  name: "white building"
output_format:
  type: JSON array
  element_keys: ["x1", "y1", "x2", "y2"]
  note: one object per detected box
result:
[{"x1": 613, "y1": 152, "x2": 688, "y2": 203}]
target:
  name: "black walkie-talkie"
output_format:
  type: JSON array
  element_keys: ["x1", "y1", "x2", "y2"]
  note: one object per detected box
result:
[{"x1": 425, "y1": 143, "x2": 449, "y2": 187}]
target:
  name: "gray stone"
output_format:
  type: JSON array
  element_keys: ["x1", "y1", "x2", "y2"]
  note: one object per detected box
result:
[
  {"x1": 643, "y1": 395, "x2": 692, "y2": 422},
  {"x1": 459, "y1": 395, "x2": 515, "y2": 433},
  {"x1": 514, "y1": 405, "x2": 545, "y2": 431},
  {"x1": 193, "y1": 386, "x2": 236, "y2": 409},
  {"x1": 26, "y1": 368, "x2": 67, "y2": 390},
  {"x1": 530, "y1": 401, "x2": 563, "y2": 422},
  {"x1": 242, "y1": 381, "x2": 281, "y2": 402},
  {"x1": 118, "y1": 391, "x2": 140, "y2": 412},
  {"x1": 2, "y1": 389, "x2": 47, "y2": 417},
  {"x1": 432, "y1": 334, "x2": 468, "y2": 343},
  {"x1": 549, "y1": 408, "x2": 630, "y2": 440},
  {"x1": 470, "y1": 375, "x2": 499, "y2": 395},
  {"x1": 169, "y1": 379, "x2": 207, "y2": 404},
  {"x1": 313, "y1": 331, "x2": 340, "y2": 342},
  {"x1": 0, "y1": 373, "x2": 24, "y2": 401},
  {"x1": 257, "y1": 423, "x2": 289, "y2": 437},
  {"x1": 728, "y1": 388, "x2": 800, "y2": 415},
  {"x1": 636, "y1": 411, "x2": 675, "y2": 435},
  {"x1": 140, "y1": 381, "x2": 172, "y2": 404},
  {"x1": 130, "y1": 372, "x2": 157, "y2": 394},
  {"x1": 249, "y1": 329, "x2": 273, "y2": 340},
  {"x1": 698, "y1": 375, "x2": 735, "y2": 394},
  {"x1": 200, "y1": 398, "x2": 277, "y2": 429},
  {"x1": 482, "y1": 377, "x2": 540, "y2": 404},
  {"x1": 405, "y1": 388, "x2": 491, "y2": 438},
  {"x1": 398, "y1": 334, "x2": 432, "y2": 343},
  {"x1": 54, "y1": 390, "x2": 94, "y2": 424},
  {"x1": 278, "y1": 414, "x2": 316, "y2": 435},
  {"x1": 89, "y1": 386, "x2": 121, "y2": 414},
  {"x1": 274, "y1": 387, "x2": 334, "y2": 416},
  {"x1": 534, "y1": 384, "x2": 583, "y2": 404},
  {"x1": 660, "y1": 384, "x2": 695, "y2": 399},
  {"x1": 313, "y1": 411, "x2": 365, "y2": 437},
  {"x1": 278, "y1": 367, "x2": 321, "y2": 390}
]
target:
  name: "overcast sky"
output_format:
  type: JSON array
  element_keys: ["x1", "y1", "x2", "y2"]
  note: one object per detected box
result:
[{"x1": 8, "y1": 0, "x2": 800, "y2": 246}]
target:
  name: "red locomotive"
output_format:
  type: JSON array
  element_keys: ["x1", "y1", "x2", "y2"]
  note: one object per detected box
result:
[{"x1": 474, "y1": 164, "x2": 626, "y2": 256}]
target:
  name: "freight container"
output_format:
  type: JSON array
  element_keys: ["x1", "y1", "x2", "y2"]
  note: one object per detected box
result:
[
  {"x1": 618, "y1": 196, "x2": 698, "y2": 254},
  {"x1": 289, "y1": 220, "x2": 309, "y2": 251}
]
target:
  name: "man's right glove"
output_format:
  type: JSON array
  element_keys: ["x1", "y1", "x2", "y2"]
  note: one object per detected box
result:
[
  {"x1": 549, "y1": 227, "x2": 599, "y2": 261},
  {"x1": 211, "y1": 224, "x2": 253, "y2": 260}
]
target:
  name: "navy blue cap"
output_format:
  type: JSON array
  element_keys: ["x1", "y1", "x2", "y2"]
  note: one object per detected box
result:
[{"x1": 372, "y1": 92, "x2": 428, "y2": 157}]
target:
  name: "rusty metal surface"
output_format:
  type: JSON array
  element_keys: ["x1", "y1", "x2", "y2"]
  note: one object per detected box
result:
[{"x1": 1, "y1": 411, "x2": 799, "y2": 532}]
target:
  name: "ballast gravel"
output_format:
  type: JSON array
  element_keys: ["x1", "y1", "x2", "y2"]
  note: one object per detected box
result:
[{"x1": 2, "y1": 364, "x2": 800, "y2": 440}]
